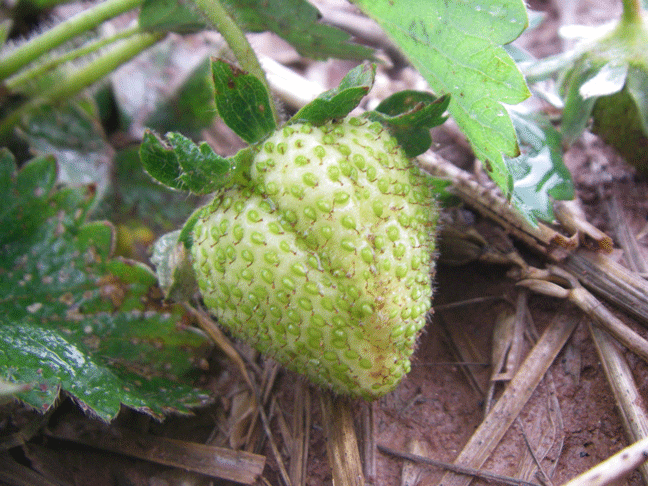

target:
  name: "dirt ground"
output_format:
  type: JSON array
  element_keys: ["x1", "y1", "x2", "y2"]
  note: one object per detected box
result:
[{"x1": 4, "y1": 0, "x2": 648, "y2": 485}]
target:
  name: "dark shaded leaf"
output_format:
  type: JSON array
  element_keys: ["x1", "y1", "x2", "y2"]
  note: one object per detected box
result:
[
  {"x1": 139, "y1": 0, "x2": 208, "y2": 33},
  {"x1": 368, "y1": 91, "x2": 450, "y2": 157},
  {"x1": 560, "y1": 58, "x2": 601, "y2": 144},
  {"x1": 145, "y1": 57, "x2": 217, "y2": 137},
  {"x1": 18, "y1": 99, "x2": 112, "y2": 201}
]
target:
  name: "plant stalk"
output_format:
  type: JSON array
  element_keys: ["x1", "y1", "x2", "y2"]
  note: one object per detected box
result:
[
  {"x1": 5, "y1": 26, "x2": 142, "y2": 92},
  {"x1": 0, "y1": 0, "x2": 144, "y2": 80},
  {"x1": 621, "y1": 0, "x2": 643, "y2": 26},
  {"x1": 0, "y1": 31, "x2": 164, "y2": 138},
  {"x1": 192, "y1": 0, "x2": 280, "y2": 124}
]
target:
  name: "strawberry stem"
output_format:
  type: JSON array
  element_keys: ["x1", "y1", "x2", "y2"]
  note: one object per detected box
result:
[
  {"x1": 0, "y1": 0, "x2": 144, "y2": 80},
  {"x1": 0, "y1": 31, "x2": 164, "y2": 138},
  {"x1": 621, "y1": 0, "x2": 643, "y2": 26},
  {"x1": 5, "y1": 25, "x2": 142, "y2": 92},
  {"x1": 193, "y1": 0, "x2": 280, "y2": 125}
]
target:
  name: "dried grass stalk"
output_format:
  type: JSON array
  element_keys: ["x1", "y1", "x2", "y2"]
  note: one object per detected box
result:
[
  {"x1": 319, "y1": 391, "x2": 364, "y2": 486},
  {"x1": 436, "y1": 312, "x2": 579, "y2": 486}
]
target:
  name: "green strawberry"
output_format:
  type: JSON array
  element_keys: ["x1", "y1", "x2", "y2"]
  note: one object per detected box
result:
[{"x1": 191, "y1": 114, "x2": 437, "y2": 399}]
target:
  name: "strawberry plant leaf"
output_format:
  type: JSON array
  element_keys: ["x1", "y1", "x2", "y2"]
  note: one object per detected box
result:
[
  {"x1": 94, "y1": 147, "x2": 200, "y2": 239},
  {"x1": 506, "y1": 111, "x2": 574, "y2": 223},
  {"x1": 0, "y1": 150, "x2": 58, "y2": 245},
  {"x1": 368, "y1": 91, "x2": 450, "y2": 157},
  {"x1": 18, "y1": 98, "x2": 113, "y2": 201},
  {"x1": 221, "y1": 0, "x2": 374, "y2": 60},
  {"x1": 211, "y1": 58, "x2": 276, "y2": 144},
  {"x1": 140, "y1": 131, "x2": 233, "y2": 194},
  {"x1": 0, "y1": 153, "x2": 209, "y2": 420},
  {"x1": 560, "y1": 58, "x2": 600, "y2": 144},
  {"x1": 139, "y1": 0, "x2": 208, "y2": 33},
  {"x1": 139, "y1": 0, "x2": 373, "y2": 60},
  {"x1": 351, "y1": 0, "x2": 530, "y2": 195},
  {"x1": 579, "y1": 61, "x2": 628, "y2": 99},
  {"x1": 292, "y1": 64, "x2": 375, "y2": 125},
  {"x1": 145, "y1": 58, "x2": 218, "y2": 138}
]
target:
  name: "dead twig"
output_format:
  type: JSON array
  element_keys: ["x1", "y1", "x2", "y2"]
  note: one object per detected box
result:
[
  {"x1": 517, "y1": 267, "x2": 648, "y2": 364},
  {"x1": 436, "y1": 311, "x2": 579, "y2": 486},
  {"x1": 561, "y1": 435, "x2": 648, "y2": 486},
  {"x1": 378, "y1": 443, "x2": 541, "y2": 486},
  {"x1": 45, "y1": 421, "x2": 265, "y2": 484},
  {"x1": 319, "y1": 391, "x2": 365, "y2": 486}
]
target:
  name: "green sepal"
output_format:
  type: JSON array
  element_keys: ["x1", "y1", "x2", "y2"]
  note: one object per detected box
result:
[
  {"x1": 367, "y1": 91, "x2": 450, "y2": 157},
  {"x1": 211, "y1": 58, "x2": 276, "y2": 144},
  {"x1": 505, "y1": 110, "x2": 574, "y2": 224},
  {"x1": 150, "y1": 230, "x2": 198, "y2": 302},
  {"x1": 139, "y1": 130, "x2": 233, "y2": 194},
  {"x1": 560, "y1": 58, "x2": 601, "y2": 144},
  {"x1": 292, "y1": 64, "x2": 375, "y2": 125}
]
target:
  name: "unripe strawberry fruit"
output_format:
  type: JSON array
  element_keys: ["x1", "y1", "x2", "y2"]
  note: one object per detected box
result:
[{"x1": 191, "y1": 115, "x2": 437, "y2": 399}]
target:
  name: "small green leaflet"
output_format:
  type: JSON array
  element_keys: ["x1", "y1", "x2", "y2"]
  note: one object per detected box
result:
[
  {"x1": 211, "y1": 58, "x2": 276, "y2": 144},
  {"x1": 369, "y1": 90, "x2": 450, "y2": 157},
  {"x1": 506, "y1": 111, "x2": 574, "y2": 223},
  {"x1": 351, "y1": 0, "x2": 530, "y2": 196},
  {"x1": 0, "y1": 153, "x2": 209, "y2": 420},
  {"x1": 292, "y1": 64, "x2": 375, "y2": 124}
]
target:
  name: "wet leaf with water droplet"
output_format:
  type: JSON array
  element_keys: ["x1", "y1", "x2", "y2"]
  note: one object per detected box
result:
[{"x1": 0, "y1": 152, "x2": 210, "y2": 421}]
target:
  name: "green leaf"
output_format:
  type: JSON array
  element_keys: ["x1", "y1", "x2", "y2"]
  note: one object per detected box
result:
[
  {"x1": 95, "y1": 147, "x2": 200, "y2": 235},
  {"x1": 0, "y1": 154, "x2": 209, "y2": 420},
  {"x1": 505, "y1": 111, "x2": 574, "y2": 224},
  {"x1": 0, "y1": 151, "x2": 58, "y2": 245},
  {"x1": 145, "y1": 57, "x2": 218, "y2": 137},
  {"x1": 140, "y1": 130, "x2": 233, "y2": 194},
  {"x1": 150, "y1": 230, "x2": 198, "y2": 302},
  {"x1": 579, "y1": 61, "x2": 628, "y2": 99},
  {"x1": 211, "y1": 58, "x2": 276, "y2": 144},
  {"x1": 18, "y1": 99, "x2": 113, "y2": 201},
  {"x1": 560, "y1": 58, "x2": 601, "y2": 144},
  {"x1": 292, "y1": 64, "x2": 375, "y2": 125},
  {"x1": 139, "y1": 0, "x2": 208, "y2": 33},
  {"x1": 352, "y1": 0, "x2": 530, "y2": 195},
  {"x1": 626, "y1": 65, "x2": 648, "y2": 134},
  {"x1": 140, "y1": 131, "x2": 188, "y2": 191},
  {"x1": 368, "y1": 91, "x2": 450, "y2": 157},
  {"x1": 222, "y1": 0, "x2": 374, "y2": 60}
]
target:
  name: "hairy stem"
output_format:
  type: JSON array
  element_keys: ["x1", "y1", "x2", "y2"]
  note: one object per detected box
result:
[
  {"x1": 621, "y1": 0, "x2": 643, "y2": 25},
  {"x1": 6, "y1": 26, "x2": 142, "y2": 92},
  {"x1": 0, "y1": 0, "x2": 144, "y2": 80},
  {"x1": 192, "y1": 0, "x2": 280, "y2": 124},
  {"x1": 0, "y1": 31, "x2": 164, "y2": 138}
]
